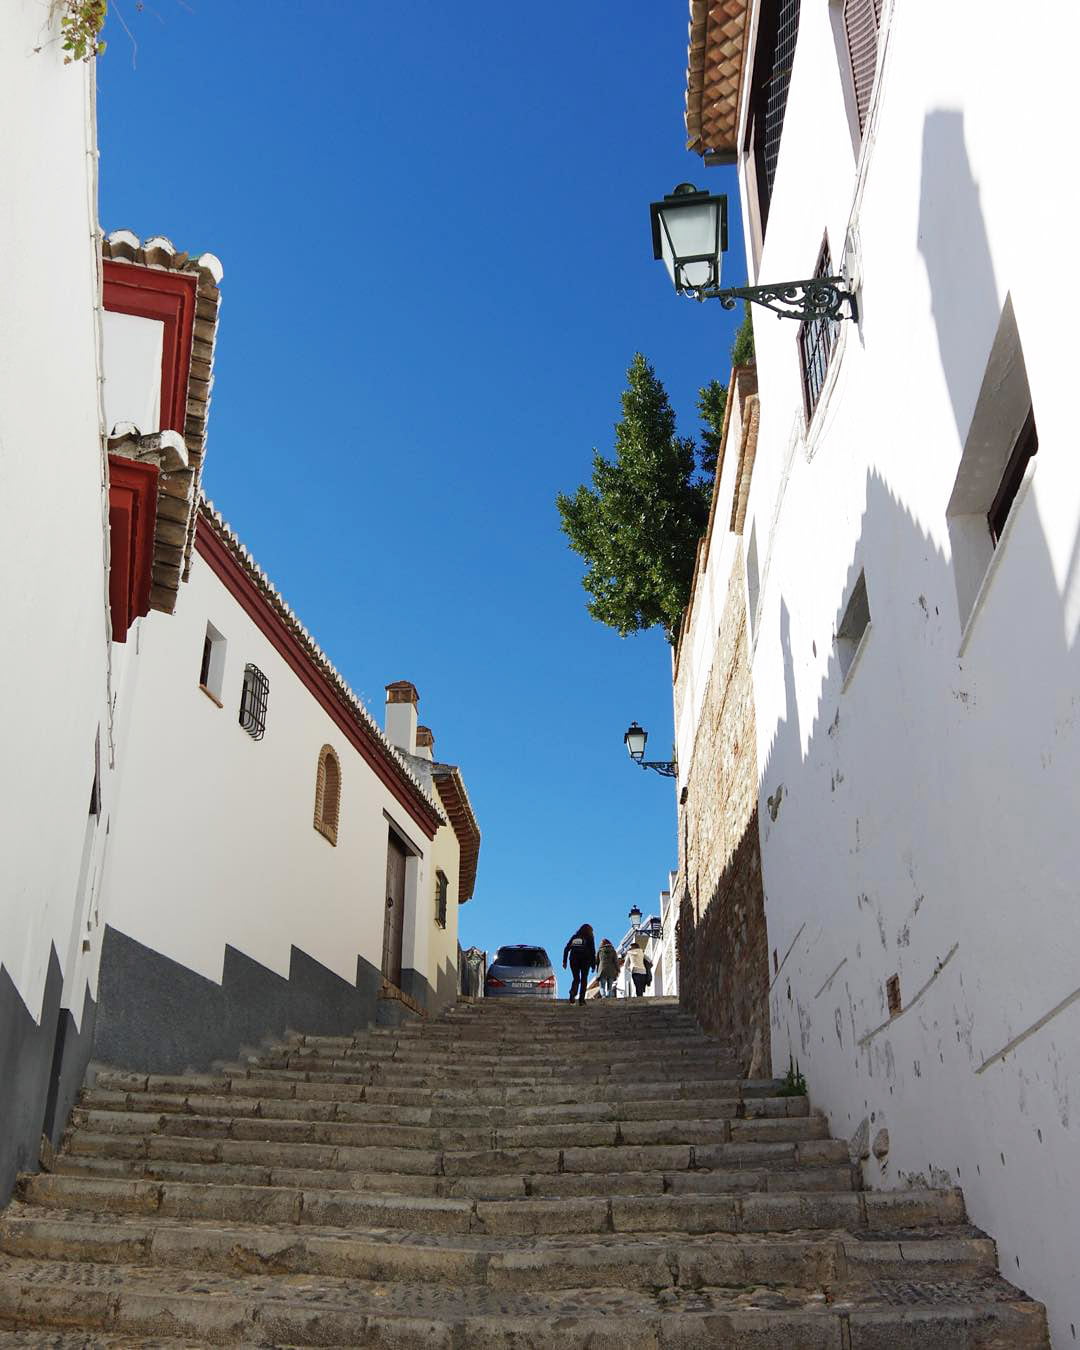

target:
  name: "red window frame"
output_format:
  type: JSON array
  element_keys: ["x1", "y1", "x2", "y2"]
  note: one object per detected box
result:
[{"x1": 102, "y1": 260, "x2": 198, "y2": 436}]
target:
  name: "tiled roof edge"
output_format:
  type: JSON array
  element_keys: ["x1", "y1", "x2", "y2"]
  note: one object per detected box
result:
[{"x1": 198, "y1": 497, "x2": 445, "y2": 824}]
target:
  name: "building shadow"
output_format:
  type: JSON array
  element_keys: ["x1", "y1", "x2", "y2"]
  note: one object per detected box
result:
[{"x1": 917, "y1": 109, "x2": 1002, "y2": 443}]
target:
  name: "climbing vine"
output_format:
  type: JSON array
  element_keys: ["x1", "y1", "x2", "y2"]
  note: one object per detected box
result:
[{"x1": 60, "y1": 0, "x2": 107, "y2": 62}]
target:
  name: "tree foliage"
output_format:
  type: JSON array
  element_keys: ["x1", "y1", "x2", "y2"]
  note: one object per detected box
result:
[
  {"x1": 696, "y1": 379, "x2": 727, "y2": 479},
  {"x1": 556, "y1": 354, "x2": 710, "y2": 643}
]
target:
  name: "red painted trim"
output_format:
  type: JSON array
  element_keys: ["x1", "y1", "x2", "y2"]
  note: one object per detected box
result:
[
  {"x1": 194, "y1": 518, "x2": 441, "y2": 840},
  {"x1": 103, "y1": 260, "x2": 197, "y2": 436},
  {"x1": 108, "y1": 456, "x2": 159, "y2": 642}
]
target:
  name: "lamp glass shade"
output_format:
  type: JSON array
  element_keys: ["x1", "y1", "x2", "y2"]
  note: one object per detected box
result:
[
  {"x1": 624, "y1": 722, "x2": 647, "y2": 761},
  {"x1": 628, "y1": 905, "x2": 642, "y2": 926},
  {"x1": 650, "y1": 186, "x2": 727, "y2": 294}
]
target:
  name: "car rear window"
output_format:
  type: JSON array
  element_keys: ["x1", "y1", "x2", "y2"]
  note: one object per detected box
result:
[{"x1": 494, "y1": 946, "x2": 550, "y2": 967}]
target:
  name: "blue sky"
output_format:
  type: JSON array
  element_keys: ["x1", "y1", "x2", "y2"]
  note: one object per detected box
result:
[{"x1": 97, "y1": 1, "x2": 744, "y2": 985}]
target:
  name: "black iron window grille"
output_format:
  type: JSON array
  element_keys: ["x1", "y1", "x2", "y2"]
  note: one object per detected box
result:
[
  {"x1": 799, "y1": 243, "x2": 841, "y2": 418},
  {"x1": 435, "y1": 871, "x2": 448, "y2": 929},
  {"x1": 747, "y1": 0, "x2": 803, "y2": 234},
  {"x1": 239, "y1": 662, "x2": 269, "y2": 740}
]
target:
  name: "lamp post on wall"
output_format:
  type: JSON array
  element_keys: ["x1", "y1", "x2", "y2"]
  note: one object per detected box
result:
[
  {"x1": 623, "y1": 721, "x2": 677, "y2": 779},
  {"x1": 649, "y1": 184, "x2": 858, "y2": 322},
  {"x1": 628, "y1": 904, "x2": 642, "y2": 931}
]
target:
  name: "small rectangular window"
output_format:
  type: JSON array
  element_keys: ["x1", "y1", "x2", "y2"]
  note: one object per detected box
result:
[
  {"x1": 987, "y1": 406, "x2": 1038, "y2": 545},
  {"x1": 836, "y1": 570, "x2": 871, "y2": 681},
  {"x1": 198, "y1": 622, "x2": 226, "y2": 703},
  {"x1": 799, "y1": 242, "x2": 841, "y2": 419},
  {"x1": 239, "y1": 663, "x2": 270, "y2": 740},
  {"x1": 886, "y1": 973, "x2": 901, "y2": 1017},
  {"x1": 435, "y1": 871, "x2": 448, "y2": 929}
]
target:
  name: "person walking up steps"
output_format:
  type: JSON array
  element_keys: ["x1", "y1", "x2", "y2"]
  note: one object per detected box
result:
[
  {"x1": 595, "y1": 937, "x2": 620, "y2": 998},
  {"x1": 562, "y1": 923, "x2": 596, "y2": 1005},
  {"x1": 625, "y1": 938, "x2": 652, "y2": 997}
]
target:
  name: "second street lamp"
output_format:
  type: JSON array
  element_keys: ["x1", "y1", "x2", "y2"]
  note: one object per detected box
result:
[
  {"x1": 650, "y1": 183, "x2": 858, "y2": 323},
  {"x1": 623, "y1": 721, "x2": 677, "y2": 779}
]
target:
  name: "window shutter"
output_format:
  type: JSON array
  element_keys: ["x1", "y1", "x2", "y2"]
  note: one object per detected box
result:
[{"x1": 844, "y1": 0, "x2": 881, "y2": 135}]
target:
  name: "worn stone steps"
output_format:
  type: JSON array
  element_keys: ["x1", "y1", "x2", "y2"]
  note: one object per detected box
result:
[
  {"x1": 0, "y1": 999, "x2": 1048, "y2": 1345},
  {"x1": 80, "y1": 1085, "x2": 808, "y2": 1128},
  {"x1": 16, "y1": 1173, "x2": 966, "y2": 1237},
  {"x1": 0, "y1": 1205, "x2": 1000, "y2": 1289},
  {"x1": 0, "y1": 1257, "x2": 1049, "y2": 1348}
]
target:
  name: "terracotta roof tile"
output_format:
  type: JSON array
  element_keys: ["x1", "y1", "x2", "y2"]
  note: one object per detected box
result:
[
  {"x1": 432, "y1": 764, "x2": 481, "y2": 903},
  {"x1": 685, "y1": 0, "x2": 753, "y2": 159}
]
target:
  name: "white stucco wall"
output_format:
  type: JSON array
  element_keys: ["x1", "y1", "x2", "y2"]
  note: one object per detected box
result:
[
  {"x1": 101, "y1": 546, "x2": 457, "y2": 1011},
  {"x1": 0, "y1": 4, "x2": 110, "y2": 1031},
  {"x1": 733, "y1": 1, "x2": 1080, "y2": 1340}
]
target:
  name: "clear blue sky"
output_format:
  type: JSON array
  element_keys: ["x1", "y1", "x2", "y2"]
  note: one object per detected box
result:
[{"x1": 97, "y1": 1, "x2": 744, "y2": 986}]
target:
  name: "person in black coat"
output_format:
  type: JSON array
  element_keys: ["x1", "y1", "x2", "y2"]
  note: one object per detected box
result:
[{"x1": 562, "y1": 924, "x2": 596, "y2": 1004}]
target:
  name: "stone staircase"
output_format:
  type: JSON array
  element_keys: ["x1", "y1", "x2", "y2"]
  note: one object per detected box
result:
[{"x1": 0, "y1": 997, "x2": 1048, "y2": 1346}]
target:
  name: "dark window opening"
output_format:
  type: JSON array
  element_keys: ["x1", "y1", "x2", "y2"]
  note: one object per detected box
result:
[
  {"x1": 239, "y1": 663, "x2": 270, "y2": 740},
  {"x1": 746, "y1": 0, "x2": 803, "y2": 235},
  {"x1": 988, "y1": 406, "x2": 1038, "y2": 545},
  {"x1": 886, "y1": 973, "x2": 901, "y2": 1017},
  {"x1": 799, "y1": 242, "x2": 841, "y2": 418},
  {"x1": 435, "y1": 870, "x2": 448, "y2": 929},
  {"x1": 199, "y1": 634, "x2": 213, "y2": 687}
]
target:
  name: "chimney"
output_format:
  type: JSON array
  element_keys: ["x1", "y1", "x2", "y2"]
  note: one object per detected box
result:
[
  {"x1": 415, "y1": 725, "x2": 435, "y2": 762},
  {"x1": 384, "y1": 681, "x2": 419, "y2": 755}
]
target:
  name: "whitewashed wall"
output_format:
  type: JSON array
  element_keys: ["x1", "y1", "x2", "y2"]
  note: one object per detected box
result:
[
  {"x1": 0, "y1": 2, "x2": 110, "y2": 1189},
  {"x1": 100, "y1": 545, "x2": 456, "y2": 1035},
  {"x1": 734, "y1": 1, "x2": 1080, "y2": 1340}
]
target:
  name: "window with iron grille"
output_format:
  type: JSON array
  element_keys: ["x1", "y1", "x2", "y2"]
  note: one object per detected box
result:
[
  {"x1": 843, "y1": 0, "x2": 883, "y2": 137},
  {"x1": 435, "y1": 870, "x2": 448, "y2": 929},
  {"x1": 746, "y1": 0, "x2": 803, "y2": 235},
  {"x1": 238, "y1": 663, "x2": 269, "y2": 740},
  {"x1": 798, "y1": 243, "x2": 841, "y2": 419}
]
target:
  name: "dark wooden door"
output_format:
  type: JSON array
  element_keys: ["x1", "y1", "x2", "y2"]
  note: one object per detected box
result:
[{"x1": 382, "y1": 833, "x2": 407, "y2": 988}]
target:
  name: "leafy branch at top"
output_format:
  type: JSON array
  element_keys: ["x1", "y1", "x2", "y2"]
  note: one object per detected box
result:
[{"x1": 60, "y1": 1, "x2": 107, "y2": 62}]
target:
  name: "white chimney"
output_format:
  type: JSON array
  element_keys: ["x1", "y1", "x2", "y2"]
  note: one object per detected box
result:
[
  {"x1": 384, "y1": 681, "x2": 419, "y2": 755},
  {"x1": 415, "y1": 725, "x2": 435, "y2": 762}
]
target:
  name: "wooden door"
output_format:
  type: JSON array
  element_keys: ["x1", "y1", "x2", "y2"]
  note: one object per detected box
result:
[{"x1": 382, "y1": 833, "x2": 407, "y2": 988}]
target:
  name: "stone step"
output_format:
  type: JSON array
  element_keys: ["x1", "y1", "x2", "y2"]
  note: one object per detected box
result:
[
  {"x1": 211, "y1": 1061, "x2": 744, "y2": 1089},
  {"x1": 0, "y1": 1257, "x2": 1048, "y2": 1347},
  {"x1": 66, "y1": 1105, "x2": 827, "y2": 1158},
  {"x1": 80, "y1": 1086, "x2": 808, "y2": 1128},
  {"x1": 17, "y1": 1173, "x2": 965, "y2": 1236},
  {"x1": 49, "y1": 1152, "x2": 858, "y2": 1198},
  {"x1": 93, "y1": 1069, "x2": 780, "y2": 1107},
  {"x1": 52, "y1": 1128, "x2": 853, "y2": 1182},
  {"x1": 0, "y1": 1205, "x2": 999, "y2": 1290},
  {"x1": 231, "y1": 1049, "x2": 742, "y2": 1077}
]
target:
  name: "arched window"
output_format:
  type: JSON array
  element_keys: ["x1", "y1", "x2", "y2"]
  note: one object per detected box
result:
[{"x1": 314, "y1": 745, "x2": 341, "y2": 845}]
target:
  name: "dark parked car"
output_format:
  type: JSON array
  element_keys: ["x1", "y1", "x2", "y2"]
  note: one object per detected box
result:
[{"x1": 485, "y1": 945, "x2": 557, "y2": 998}]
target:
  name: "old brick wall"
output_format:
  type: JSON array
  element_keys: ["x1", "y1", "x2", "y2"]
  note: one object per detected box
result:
[{"x1": 674, "y1": 551, "x2": 770, "y2": 1077}]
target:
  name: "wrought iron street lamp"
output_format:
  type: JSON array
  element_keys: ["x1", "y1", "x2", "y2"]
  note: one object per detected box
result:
[
  {"x1": 650, "y1": 184, "x2": 858, "y2": 322},
  {"x1": 628, "y1": 904, "x2": 642, "y2": 929},
  {"x1": 623, "y1": 721, "x2": 677, "y2": 779}
]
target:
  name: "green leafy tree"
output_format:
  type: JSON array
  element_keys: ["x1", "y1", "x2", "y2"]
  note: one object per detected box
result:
[
  {"x1": 557, "y1": 354, "x2": 709, "y2": 642},
  {"x1": 730, "y1": 303, "x2": 756, "y2": 366},
  {"x1": 696, "y1": 379, "x2": 727, "y2": 478}
]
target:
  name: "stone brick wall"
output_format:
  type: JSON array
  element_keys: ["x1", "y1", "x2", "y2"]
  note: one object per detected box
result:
[{"x1": 674, "y1": 551, "x2": 770, "y2": 1077}]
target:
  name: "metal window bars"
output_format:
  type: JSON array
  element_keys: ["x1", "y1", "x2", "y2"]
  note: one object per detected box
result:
[
  {"x1": 798, "y1": 244, "x2": 841, "y2": 418},
  {"x1": 239, "y1": 662, "x2": 270, "y2": 740}
]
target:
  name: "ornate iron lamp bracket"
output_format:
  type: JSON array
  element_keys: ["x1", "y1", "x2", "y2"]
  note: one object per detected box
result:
[
  {"x1": 637, "y1": 760, "x2": 678, "y2": 779},
  {"x1": 690, "y1": 276, "x2": 858, "y2": 322}
]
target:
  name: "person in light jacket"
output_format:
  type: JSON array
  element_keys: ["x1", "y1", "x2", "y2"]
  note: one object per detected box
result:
[
  {"x1": 562, "y1": 924, "x2": 596, "y2": 1005},
  {"x1": 595, "y1": 939, "x2": 621, "y2": 998},
  {"x1": 624, "y1": 939, "x2": 652, "y2": 997}
]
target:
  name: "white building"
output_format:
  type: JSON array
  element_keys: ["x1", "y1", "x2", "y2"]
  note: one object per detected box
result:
[
  {"x1": 96, "y1": 506, "x2": 478, "y2": 1072},
  {"x1": 0, "y1": 0, "x2": 112, "y2": 1202},
  {"x1": 683, "y1": 0, "x2": 1080, "y2": 1339}
]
